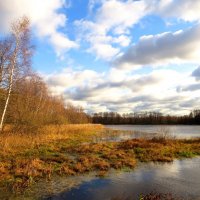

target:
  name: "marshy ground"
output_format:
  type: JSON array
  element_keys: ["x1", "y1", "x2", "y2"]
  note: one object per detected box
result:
[{"x1": 0, "y1": 124, "x2": 200, "y2": 197}]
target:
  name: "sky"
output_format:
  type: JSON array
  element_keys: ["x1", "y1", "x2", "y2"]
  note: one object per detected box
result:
[{"x1": 1, "y1": 0, "x2": 200, "y2": 115}]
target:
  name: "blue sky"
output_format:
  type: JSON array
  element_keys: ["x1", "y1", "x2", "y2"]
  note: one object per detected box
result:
[{"x1": 1, "y1": 0, "x2": 200, "y2": 114}]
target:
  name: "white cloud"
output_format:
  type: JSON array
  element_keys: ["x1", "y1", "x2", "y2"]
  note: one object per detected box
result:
[
  {"x1": 44, "y1": 67, "x2": 198, "y2": 115},
  {"x1": 75, "y1": 0, "x2": 148, "y2": 60},
  {"x1": 95, "y1": 0, "x2": 147, "y2": 34},
  {"x1": 0, "y1": 0, "x2": 77, "y2": 55},
  {"x1": 116, "y1": 25, "x2": 200, "y2": 69},
  {"x1": 46, "y1": 68, "x2": 102, "y2": 91},
  {"x1": 50, "y1": 33, "x2": 78, "y2": 56},
  {"x1": 113, "y1": 35, "x2": 131, "y2": 47},
  {"x1": 152, "y1": 0, "x2": 200, "y2": 22},
  {"x1": 88, "y1": 43, "x2": 120, "y2": 60},
  {"x1": 3, "y1": 0, "x2": 197, "y2": 59},
  {"x1": 76, "y1": 0, "x2": 200, "y2": 61}
]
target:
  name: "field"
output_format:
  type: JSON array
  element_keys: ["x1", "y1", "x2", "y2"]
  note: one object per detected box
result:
[{"x1": 0, "y1": 124, "x2": 200, "y2": 194}]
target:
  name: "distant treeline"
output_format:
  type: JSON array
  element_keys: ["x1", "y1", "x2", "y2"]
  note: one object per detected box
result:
[{"x1": 91, "y1": 110, "x2": 200, "y2": 125}]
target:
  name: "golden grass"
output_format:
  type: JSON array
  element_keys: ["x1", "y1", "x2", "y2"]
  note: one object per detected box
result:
[
  {"x1": 0, "y1": 125, "x2": 199, "y2": 194},
  {"x1": 0, "y1": 124, "x2": 104, "y2": 156}
]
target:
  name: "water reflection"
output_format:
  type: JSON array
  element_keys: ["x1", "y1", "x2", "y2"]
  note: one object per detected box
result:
[
  {"x1": 0, "y1": 175, "x2": 96, "y2": 200},
  {"x1": 103, "y1": 125, "x2": 200, "y2": 141},
  {"x1": 93, "y1": 129, "x2": 159, "y2": 143},
  {"x1": 45, "y1": 158, "x2": 200, "y2": 200}
]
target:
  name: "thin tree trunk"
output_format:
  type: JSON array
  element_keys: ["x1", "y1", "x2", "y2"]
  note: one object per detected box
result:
[
  {"x1": 0, "y1": 39, "x2": 18, "y2": 132},
  {"x1": 0, "y1": 55, "x2": 5, "y2": 84}
]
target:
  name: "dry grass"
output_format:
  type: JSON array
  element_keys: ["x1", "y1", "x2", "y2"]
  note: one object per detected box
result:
[
  {"x1": 0, "y1": 126, "x2": 199, "y2": 194},
  {"x1": 0, "y1": 124, "x2": 104, "y2": 156}
]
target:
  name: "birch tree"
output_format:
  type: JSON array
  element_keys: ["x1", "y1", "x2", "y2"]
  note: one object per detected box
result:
[{"x1": 0, "y1": 17, "x2": 32, "y2": 131}]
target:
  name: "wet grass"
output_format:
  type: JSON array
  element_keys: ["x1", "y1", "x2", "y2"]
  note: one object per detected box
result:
[{"x1": 0, "y1": 126, "x2": 200, "y2": 194}]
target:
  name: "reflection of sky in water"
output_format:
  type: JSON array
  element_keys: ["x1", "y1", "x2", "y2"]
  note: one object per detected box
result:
[
  {"x1": 3, "y1": 175, "x2": 97, "y2": 200},
  {"x1": 105, "y1": 125, "x2": 200, "y2": 140},
  {"x1": 93, "y1": 130, "x2": 159, "y2": 143},
  {"x1": 94, "y1": 124, "x2": 200, "y2": 143},
  {"x1": 46, "y1": 158, "x2": 200, "y2": 200}
]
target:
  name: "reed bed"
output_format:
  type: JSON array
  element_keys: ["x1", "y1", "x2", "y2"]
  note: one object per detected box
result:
[{"x1": 0, "y1": 124, "x2": 104, "y2": 156}]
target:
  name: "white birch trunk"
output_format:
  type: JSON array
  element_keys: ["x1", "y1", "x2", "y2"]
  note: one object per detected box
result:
[{"x1": 0, "y1": 38, "x2": 19, "y2": 132}]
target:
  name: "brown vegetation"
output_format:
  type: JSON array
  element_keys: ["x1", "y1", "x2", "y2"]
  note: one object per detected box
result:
[
  {"x1": 0, "y1": 124, "x2": 103, "y2": 156},
  {"x1": 0, "y1": 126, "x2": 199, "y2": 194},
  {"x1": 0, "y1": 17, "x2": 90, "y2": 134}
]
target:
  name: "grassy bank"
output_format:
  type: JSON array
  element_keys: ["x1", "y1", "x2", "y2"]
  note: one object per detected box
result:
[
  {"x1": 0, "y1": 124, "x2": 104, "y2": 156},
  {"x1": 0, "y1": 125, "x2": 200, "y2": 194}
]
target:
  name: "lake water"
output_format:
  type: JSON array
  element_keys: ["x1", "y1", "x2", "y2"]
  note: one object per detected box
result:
[
  {"x1": 45, "y1": 157, "x2": 200, "y2": 200},
  {"x1": 104, "y1": 125, "x2": 200, "y2": 140},
  {"x1": 4, "y1": 157, "x2": 199, "y2": 200}
]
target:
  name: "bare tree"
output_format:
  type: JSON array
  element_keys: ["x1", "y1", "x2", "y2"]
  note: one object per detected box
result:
[
  {"x1": 0, "y1": 16, "x2": 32, "y2": 131},
  {"x1": 0, "y1": 17, "x2": 90, "y2": 132}
]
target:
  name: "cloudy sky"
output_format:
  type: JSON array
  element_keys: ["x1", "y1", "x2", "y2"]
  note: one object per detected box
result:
[{"x1": 1, "y1": 0, "x2": 200, "y2": 115}]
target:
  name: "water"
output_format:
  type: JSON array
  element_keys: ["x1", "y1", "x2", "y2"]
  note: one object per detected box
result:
[
  {"x1": 45, "y1": 157, "x2": 200, "y2": 200},
  {"x1": 7, "y1": 158, "x2": 200, "y2": 199},
  {"x1": 92, "y1": 129, "x2": 155, "y2": 143},
  {"x1": 104, "y1": 125, "x2": 200, "y2": 140}
]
